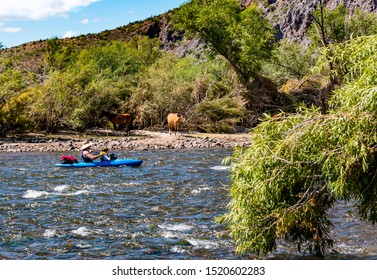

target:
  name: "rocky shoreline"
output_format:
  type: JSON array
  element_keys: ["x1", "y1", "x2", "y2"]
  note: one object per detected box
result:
[{"x1": 0, "y1": 130, "x2": 251, "y2": 153}]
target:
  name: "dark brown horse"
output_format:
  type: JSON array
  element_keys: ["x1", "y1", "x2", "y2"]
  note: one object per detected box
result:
[{"x1": 100, "y1": 111, "x2": 132, "y2": 135}]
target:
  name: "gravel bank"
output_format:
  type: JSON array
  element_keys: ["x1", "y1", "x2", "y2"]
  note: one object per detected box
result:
[{"x1": 0, "y1": 130, "x2": 251, "y2": 153}]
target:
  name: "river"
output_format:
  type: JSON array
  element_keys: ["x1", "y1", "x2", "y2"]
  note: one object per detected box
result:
[{"x1": 1, "y1": 149, "x2": 376, "y2": 259}]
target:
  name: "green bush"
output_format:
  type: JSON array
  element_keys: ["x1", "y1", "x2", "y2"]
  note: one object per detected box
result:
[
  {"x1": 191, "y1": 97, "x2": 247, "y2": 133},
  {"x1": 0, "y1": 91, "x2": 34, "y2": 134}
]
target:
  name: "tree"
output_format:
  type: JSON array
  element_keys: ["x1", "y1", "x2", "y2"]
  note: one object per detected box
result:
[
  {"x1": 308, "y1": 2, "x2": 377, "y2": 47},
  {"x1": 1, "y1": 91, "x2": 34, "y2": 134},
  {"x1": 42, "y1": 37, "x2": 163, "y2": 131},
  {"x1": 219, "y1": 35, "x2": 377, "y2": 258},
  {"x1": 129, "y1": 53, "x2": 208, "y2": 127},
  {"x1": 306, "y1": 1, "x2": 377, "y2": 113},
  {"x1": 173, "y1": 0, "x2": 276, "y2": 85},
  {"x1": 347, "y1": 8, "x2": 377, "y2": 37},
  {"x1": 265, "y1": 39, "x2": 316, "y2": 86}
]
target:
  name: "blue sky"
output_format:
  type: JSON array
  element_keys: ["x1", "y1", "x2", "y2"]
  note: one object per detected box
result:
[{"x1": 0, "y1": 0, "x2": 187, "y2": 48}]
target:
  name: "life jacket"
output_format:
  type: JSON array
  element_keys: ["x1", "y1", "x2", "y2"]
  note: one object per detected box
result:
[{"x1": 100, "y1": 153, "x2": 109, "y2": 161}]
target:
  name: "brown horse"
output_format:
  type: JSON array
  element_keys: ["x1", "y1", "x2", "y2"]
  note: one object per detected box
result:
[
  {"x1": 167, "y1": 113, "x2": 185, "y2": 135},
  {"x1": 100, "y1": 111, "x2": 132, "y2": 135}
]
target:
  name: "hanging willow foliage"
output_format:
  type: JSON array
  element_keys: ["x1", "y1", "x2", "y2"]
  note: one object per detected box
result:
[{"x1": 219, "y1": 35, "x2": 377, "y2": 258}]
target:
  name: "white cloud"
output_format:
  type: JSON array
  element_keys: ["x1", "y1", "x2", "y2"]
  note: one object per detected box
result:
[
  {"x1": 81, "y1": 18, "x2": 90, "y2": 24},
  {"x1": 0, "y1": 22, "x2": 22, "y2": 33},
  {"x1": 1, "y1": 27, "x2": 22, "y2": 33},
  {"x1": 63, "y1": 31, "x2": 77, "y2": 38},
  {"x1": 0, "y1": 0, "x2": 100, "y2": 21}
]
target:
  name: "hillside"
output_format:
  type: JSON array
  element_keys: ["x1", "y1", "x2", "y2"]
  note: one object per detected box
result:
[
  {"x1": 1, "y1": 0, "x2": 376, "y2": 73},
  {"x1": 0, "y1": 13, "x2": 182, "y2": 74}
]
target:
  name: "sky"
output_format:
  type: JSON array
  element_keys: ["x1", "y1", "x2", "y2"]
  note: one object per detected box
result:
[{"x1": 0, "y1": 0, "x2": 188, "y2": 48}]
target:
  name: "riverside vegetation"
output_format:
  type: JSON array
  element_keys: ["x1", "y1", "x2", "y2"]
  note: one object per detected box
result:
[{"x1": 1, "y1": 0, "x2": 377, "y2": 258}]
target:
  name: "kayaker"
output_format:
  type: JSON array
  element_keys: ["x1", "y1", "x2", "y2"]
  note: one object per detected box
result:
[
  {"x1": 100, "y1": 147, "x2": 110, "y2": 161},
  {"x1": 80, "y1": 143, "x2": 102, "y2": 162}
]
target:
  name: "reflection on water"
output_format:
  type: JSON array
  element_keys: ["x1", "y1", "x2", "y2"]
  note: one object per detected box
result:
[{"x1": 0, "y1": 149, "x2": 377, "y2": 259}]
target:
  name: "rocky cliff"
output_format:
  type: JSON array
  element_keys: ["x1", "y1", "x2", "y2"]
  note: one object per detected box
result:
[
  {"x1": 156, "y1": 0, "x2": 377, "y2": 56},
  {"x1": 241, "y1": 0, "x2": 377, "y2": 43}
]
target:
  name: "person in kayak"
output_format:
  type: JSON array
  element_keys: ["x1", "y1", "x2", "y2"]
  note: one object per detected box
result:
[
  {"x1": 80, "y1": 143, "x2": 102, "y2": 162},
  {"x1": 100, "y1": 147, "x2": 110, "y2": 161}
]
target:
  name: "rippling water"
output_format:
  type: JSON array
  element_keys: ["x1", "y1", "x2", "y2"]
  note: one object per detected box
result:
[{"x1": 1, "y1": 149, "x2": 377, "y2": 259}]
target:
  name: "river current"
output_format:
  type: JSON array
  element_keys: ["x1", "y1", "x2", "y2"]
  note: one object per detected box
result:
[{"x1": 1, "y1": 148, "x2": 377, "y2": 259}]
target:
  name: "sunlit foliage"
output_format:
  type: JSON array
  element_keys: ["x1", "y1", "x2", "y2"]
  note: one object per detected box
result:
[
  {"x1": 220, "y1": 35, "x2": 377, "y2": 257},
  {"x1": 173, "y1": 0, "x2": 276, "y2": 83}
]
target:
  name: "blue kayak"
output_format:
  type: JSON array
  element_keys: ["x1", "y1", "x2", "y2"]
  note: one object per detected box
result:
[{"x1": 55, "y1": 158, "x2": 143, "y2": 168}]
